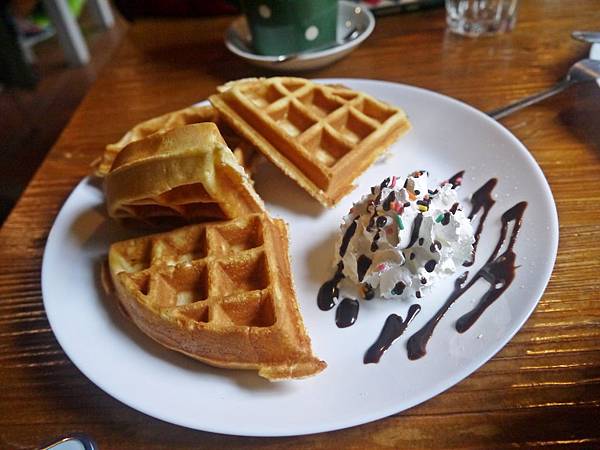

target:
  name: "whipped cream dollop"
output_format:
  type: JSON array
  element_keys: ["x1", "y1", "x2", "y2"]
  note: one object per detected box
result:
[{"x1": 336, "y1": 171, "x2": 475, "y2": 300}]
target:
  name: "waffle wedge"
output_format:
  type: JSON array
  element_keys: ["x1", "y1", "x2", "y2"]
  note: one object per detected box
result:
[
  {"x1": 95, "y1": 104, "x2": 259, "y2": 177},
  {"x1": 104, "y1": 123, "x2": 264, "y2": 226},
  {"x1": 108, "y1": 213, "x2": 326, "y2": 380},
  {"x1": 210, "y1": 77, "x2": 411, "y2": 207}
]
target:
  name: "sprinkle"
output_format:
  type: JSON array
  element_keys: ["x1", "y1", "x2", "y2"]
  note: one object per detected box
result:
[
  {"x1": 395, "y1": 214, "x2": 404, "y2": 230},
  {"x1": 393, "y1": 201, "x2": 404, "y2": 214},
  {"x1": 376, "y1": 263, "x2": 386, "y2": 272},
  {"x1": 390, "y1": 175, "x2": 397, "y2": 188},
  {"x1": 417, "y1": 204, "x2": 428, "y2": 212},
  {"x1": 442, "y1": 212, "x2": 451, "y2": 225},
  {"x1": 408, "y1": 192, "x2": 417, "y2": 201},
  {"x1": 435, "y1": 214, "x2": 444, "y2": 223}
]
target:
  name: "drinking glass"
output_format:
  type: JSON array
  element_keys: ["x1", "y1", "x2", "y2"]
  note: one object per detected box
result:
[{"x1": 446, "y1": 0, "x2": 519, "y2": 37}]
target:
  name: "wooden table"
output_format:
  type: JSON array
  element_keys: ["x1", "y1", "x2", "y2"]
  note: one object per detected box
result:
[{"x1": 2, "y1": 1, "x2": 599, "y2": 448}]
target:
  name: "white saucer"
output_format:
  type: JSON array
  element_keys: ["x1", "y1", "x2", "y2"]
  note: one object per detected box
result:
[{"x1": 225, "y1": 1, "x2": 375, "y2": 72}]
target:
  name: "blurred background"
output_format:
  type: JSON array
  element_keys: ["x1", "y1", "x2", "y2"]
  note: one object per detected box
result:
[
  {"x1": 0, "y1": 0, "x2": 250, "y2": 225},
  {"x1": 0, "y1": 0, "x2": 445, "y2": 226}
]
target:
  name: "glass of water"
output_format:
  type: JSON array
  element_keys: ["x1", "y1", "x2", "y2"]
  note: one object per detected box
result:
[{"x1": 446, "y1": 0, "x2": 519, "y2": 37}]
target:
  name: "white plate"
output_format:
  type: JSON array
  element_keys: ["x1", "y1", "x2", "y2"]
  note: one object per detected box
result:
[
  {"x1": 224, "y1": 1, "x2": 375, "y2": 72},
  {"x1": 42, "y1": 79, "x2": 558, "y2": 437}
]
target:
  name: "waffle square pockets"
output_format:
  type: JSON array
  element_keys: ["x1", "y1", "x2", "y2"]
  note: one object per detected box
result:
[
  {"x1": 109, "y1": 213, "x2": 326, "y2": 380},
  {"x1": 210, "y1": 77, "x2": 411, "y2": 207}
]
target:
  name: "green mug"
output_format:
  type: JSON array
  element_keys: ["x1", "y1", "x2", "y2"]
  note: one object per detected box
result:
[{"x1": 241, "y1": 0, "x2": 338, "y2": 56}]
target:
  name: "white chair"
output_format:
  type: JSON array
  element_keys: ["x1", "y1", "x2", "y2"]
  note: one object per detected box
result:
[{"x1": 41, "y1": 0, "x2": 114, "y2": 66}]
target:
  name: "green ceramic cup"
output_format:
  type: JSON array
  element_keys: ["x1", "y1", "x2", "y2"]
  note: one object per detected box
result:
[{"x1": 241, "y1": 0, "x2": 338, "y2": 56}]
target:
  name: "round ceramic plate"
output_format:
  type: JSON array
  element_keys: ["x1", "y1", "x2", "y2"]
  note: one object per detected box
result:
[
  {"x1": 42, "y1": 79, "x2": 558, "y2": 437},
  {"x1": 224, "y1": 1, "x2": 375, "y2": 72}
]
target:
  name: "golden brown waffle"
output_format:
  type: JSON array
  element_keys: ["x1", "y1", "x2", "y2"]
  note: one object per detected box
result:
[
  {"x1": 104, "y1": 123, "x2": 265, "y2": 227},
  {"x1": 210, "y1": 77, "x2": 411, "y2": 207},
  {"x1": 108, "y1": 213, "x2": 326, "y2": 380},
  {"x1": 95, "y1": 105, "x2": 259, "y2": 177}
]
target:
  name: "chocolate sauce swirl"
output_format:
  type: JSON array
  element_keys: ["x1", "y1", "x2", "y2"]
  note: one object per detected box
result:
[
  {"x1": 407, "y1": 213, "x2": 424, "y2": 247},
  {"x1": 364, "y1": 304, "x2": 421, "y2": 364},
  {"x1": 339, "y1": 218, "x2": 358, "y2": 257},
  {"x1": 370, "y1": 231, "x2": 380, "y2": 252},
  {"x1": 317, "y1": 261, "x2": 344, "y2": 311},
  {"x1": 336, "y1": 298, "x2": 360, "y2": 328},
  {"x1": 448, "y1": 170, "x2": 465, "y2": 188},
  {"x1": 406, "y1": 273, "x2": 468, "y2": 360},
  {"x1": 407, "y1": 201, "x2": 527, "y2": 359},
  {"x1": 463, "y1": 178, "x2": 498, "y2": 266},
  {"x1": 455, "y1": 201, "x2": 527, "y2": 332},
  {"x1": 357, "y1": 255, "x2": 372, "y2": 282}
]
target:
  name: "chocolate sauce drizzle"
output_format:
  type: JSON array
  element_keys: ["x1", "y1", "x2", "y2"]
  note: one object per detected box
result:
[
  {"x1": 316, "y1": 172, "x2": 528, "y2": 366},
  {"x1": 371, "y1": 231, "x2": 381, "y2": 252},
  {"x1": 455, "y1": 201, "x2": 527, "y2": 332},
  {"x1": 407, "y1": 201, "x2": 527, "y2": 360},
  {"x1": 364, "y1": 304, "x2": 422, "y2": 364},
  {"x1": 406, "y1": 273, "x2": 468, "y2": 360},
  {"x1": 407, "y1": 213, "x2": 424, "y2": 247},
  {"x1": 357, "y1": 255, "x2": 372, "y2": 282},
  {"x1": 317, "y1": 261, "x2": 344, "y2": 311},
  {"x1": 448, "y1": 170, "x2": 465, "y2": 188},
  {"x1": 463, "y1": 178, "x2": 498, "y2": 267},
  {"x1": 336, "y1": 298, "x2": 359, "y2": 328},
  {"x1": 339, "y1": 218, "x2": 358, "y2": 257}
]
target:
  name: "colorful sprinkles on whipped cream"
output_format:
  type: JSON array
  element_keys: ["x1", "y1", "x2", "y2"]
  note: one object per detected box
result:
[{"x1": 332, "y1": 170, "x2": 475, "y2": 300}]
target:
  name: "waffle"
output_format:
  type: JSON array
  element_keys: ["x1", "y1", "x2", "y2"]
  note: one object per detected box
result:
[
  {"x1": 210, "y1": 77, "x2": 411, "y2": 207},
  {"x1": 95, "y1": 104, "x2": 260, "y2": 177},
  {"x1": 104, "y1": 123, "x2": 265, "y2": 227},
  {"x1": 108, "y1": 213, "x2": 326, "y2": 380}
]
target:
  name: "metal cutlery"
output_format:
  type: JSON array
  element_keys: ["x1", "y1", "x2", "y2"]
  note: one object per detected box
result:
[
  {"x1": 572, "y1": 31, "x2": 600, "y2": 44},
  {"x1": 488, "y1": 58, "x2": 600, "y2": 119}
]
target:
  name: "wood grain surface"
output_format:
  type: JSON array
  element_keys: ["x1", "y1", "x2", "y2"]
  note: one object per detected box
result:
[{"x1": 2, "y1": 1, "x2": 600, "y2": 448}]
